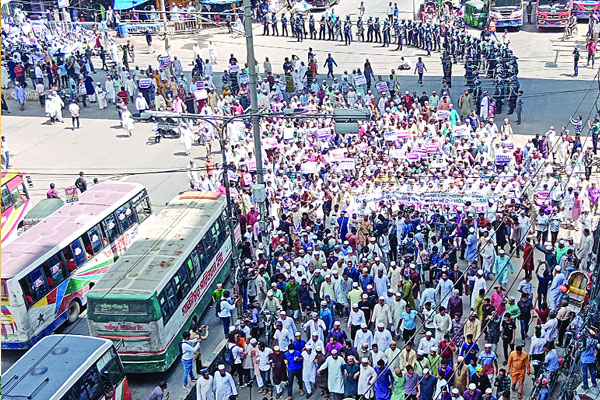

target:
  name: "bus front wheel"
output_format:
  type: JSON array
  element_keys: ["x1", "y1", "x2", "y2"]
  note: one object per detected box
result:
[{"x1": 67, "y1": 300, "x2": 81, "y2": 324}]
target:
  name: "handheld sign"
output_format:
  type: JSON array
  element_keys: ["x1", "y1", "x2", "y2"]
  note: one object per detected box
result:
[
  {"x1": 239, "y1": 73, "x2": 249, "y2": 84},
  {"x1": 229, "y1": 64, "x2": 240, "y2": 73},
  {"x1": 158, "y1": 56, "x2": 171, "y2": 67},
  {"x1": 355, "y1": 75, "x2": 367, "y2": 86},
  {"x1": 196, "y1": 81, "x2": 205, "y2": 90},
  {"x1": 376, "y1": 81, "x2": 388, "y2": 93},
  {"x1": 139, "y1": 78, "x2": 152, "y2": 89},
  {"x1": 495, "y1": 154, "x2": 511, "y2": 164}
]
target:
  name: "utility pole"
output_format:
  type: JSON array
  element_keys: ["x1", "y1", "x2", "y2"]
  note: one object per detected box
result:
[
  {"x1": 160, "y1": 0, "x2": 169, "y2": 33},
  {"x1": 242, "y1": 0, "x2": 269, "y2": 254}
]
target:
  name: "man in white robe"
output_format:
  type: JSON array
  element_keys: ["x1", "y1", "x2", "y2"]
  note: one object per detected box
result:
[
  {"x1": 212, "y1": 365, "x2": 237, "y2": 400},
  {"x1": 302, "y1": 344, "x2": 317, "y2": 396},
  {"x1": 357, "y1": 357, "x2": 377, "y2": 397},
  {"x1": 196, "y1": 369, "x2": 215, "y2": 400}
]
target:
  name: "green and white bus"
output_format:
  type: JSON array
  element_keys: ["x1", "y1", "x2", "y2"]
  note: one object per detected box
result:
[{"x1": 87, "y1": 191, "x2": 238, "y2": 373}]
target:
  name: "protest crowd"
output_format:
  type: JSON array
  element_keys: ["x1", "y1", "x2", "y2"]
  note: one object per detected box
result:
[{"x1": 2, "y1": 4, "x2": 600, "y2": 400}]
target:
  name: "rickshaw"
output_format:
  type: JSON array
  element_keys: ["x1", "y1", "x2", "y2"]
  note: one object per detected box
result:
[
  {"x1": 464, "y1": 0, "x2": 489, "y2": 28},
  {"x1": 564, "y1": 270, "x2": 591, "y2": 312}
]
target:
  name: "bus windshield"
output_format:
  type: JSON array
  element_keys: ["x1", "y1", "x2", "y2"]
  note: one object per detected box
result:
[
  {"x1": 538, "y1": 0, "x2": 570, "y2": 9},
  {"x1": 491, "y1": 0, "x2": 521, "y2": 7}
]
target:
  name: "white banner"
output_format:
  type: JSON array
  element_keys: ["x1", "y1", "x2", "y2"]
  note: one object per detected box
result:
[{"x1": 355, "y1": 192, "x2": 500, "y2": 213}]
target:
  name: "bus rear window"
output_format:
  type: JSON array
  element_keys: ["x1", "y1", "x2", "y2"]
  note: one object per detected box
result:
[{"x1": 93, "y1": 301, "x2": 147, "y2": 315}]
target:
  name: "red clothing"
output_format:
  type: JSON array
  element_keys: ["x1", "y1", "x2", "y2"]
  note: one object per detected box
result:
[
  {"x1": 522, "y1": 244, "x2": 534, "y2": 272},
  {"x1": 117, "y1": 91, "x2": 129, "y2": 104},
  {"x1": 587, "y1": 41, "x2": 597, "y2": 55}
]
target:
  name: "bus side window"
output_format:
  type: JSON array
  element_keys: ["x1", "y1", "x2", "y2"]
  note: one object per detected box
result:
[
  {"x1": 173, "y1": 266, "x2": 191, "y2": 303},
  {"x1": 164, "y1": 281, "x2": 177, "y2": 319},
  {"x1": 61, "y1": 364, "x2": 103, "y2": 400},
  {"x1": 96, "y1": 348, "x2": 126, "y2": 393},
  {"x1": 157, "y1": 292, "x2": 172, "y2": 323},
  {"x1": 102, "y1": 215, "x2": 120, "y2": 245},
  {"x1": 61, "y1": 246, "x2": 78, "y2": 272},
  {"x1": 202, "y1": 236, "x2": 213, "y2": 262},
  {"x1": 70, "y1": 238, "x2": 88, "y2": 267},
  {"x1": 186, "y1": 257, "x2": 196, "y2": 282},
  {"x1": 218, "y1": 215, "x2": 228, "y2": 242},
  {"x1": 190, "y1": 248, "x2": 202, "y2": 278},
  {"x1": 83, "y1": 225, "x2": 105, "y2": 256},
  {"x1": 116, "y1": 203, "x2": 135, "y2": 233},
  {"x1": 19, "y1": 267, "x2": 49, "y2": 306},
  {"x1": 1, "y1": 184, "x2": 13, "y2": 213},
  {"x1": 133, "y1": 193, "x2": 152, "y2": 224},
  {"x1": 196, "y1": 242, "x2": 206, "y2": 268},
  {"x1": 41, "y1": 254, "x2": 67, "y2": 289}
]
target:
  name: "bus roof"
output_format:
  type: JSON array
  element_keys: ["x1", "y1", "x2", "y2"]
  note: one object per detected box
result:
[
  {"x1": 2, "y1": 335, "x2": 112, "y2": 400},
  {"x1": 89, "y1": 191, "x2": 224, "y2": 296},
  {"x1": 1, "y1": 182, "x2": 146, "y2": 280},
  {"x1": 1, "y1": 169, "x2": 21, "y2": 185}
]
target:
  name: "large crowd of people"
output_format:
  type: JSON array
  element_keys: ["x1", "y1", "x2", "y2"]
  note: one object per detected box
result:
[{"x1": 2, "y1": 4, "x2": 600, "y2": 400}]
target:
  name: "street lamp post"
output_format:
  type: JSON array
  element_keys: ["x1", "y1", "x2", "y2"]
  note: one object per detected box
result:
[{"x1": 242, "y1": 0, "x2": 269, "y2": 250}]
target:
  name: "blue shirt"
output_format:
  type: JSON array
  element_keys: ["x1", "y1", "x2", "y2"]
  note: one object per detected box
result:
[
  {"x1": 284, "y1": 350, "x2": 303, "y2": 371},
  {"x1": 581, "y1": 338, "x2": 598, "y2": 364},
  {"x1": 401, "y1": 310, "x2": 418, "y2": 330},
  {"x1": 320, "y1": 307, "x2": 333, "y2": 331},
  {"x1": 460, "y1": 342, "x2": 480, "y2": 364},
  {"x1": 544, "y1": 349, "x2": 559, "y2": 372}
]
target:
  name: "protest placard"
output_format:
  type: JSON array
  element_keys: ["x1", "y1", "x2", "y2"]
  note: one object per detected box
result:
[
  {"x1": 317, "y1": 128, "x2": 331, "y2": 139},
  {"x1": 301, "y1": 161, "x2": 318, "y2": 174},
  {"x1": 340, "y1": 158, "x2": 355, "y2": 170},
  {"x1": 495, "y1": 154, "x2": 511, "y2": 164},
  {"x1": 239, "y1": 73, "x2": 249, "y2": 84},
  {"x1": 390, "y1": 149, "x2": 403, "y2": 159},
  {"x1": 384, "y1": 131, "x2": 397, "y2": 141},
  {"x1": 397, "y1": 130, "x2": 410, "y2": 139},
  {"x1": 283, "y1": 127, "x2": 295, "y2": 140},
  {"x1": 229, "y1": 64, "x2": 240, "y2": 73},
  {"x1": 139, "y1": 78, "x2": 152, "y2": 89},
  {"x1": 355, "y1": 75, "x2": 367, "y2": 86},
  {"x1": 376, "y1": 81, "x2": 388, "y2": 93},
  {"x1": 452, "y1": 124, "x2": 470, "y2": 137},
  {"x1": 227, "y1": 170, "x2": 240, "y2": 182},
  {"x1": 330, "y1": 148, "x2": 346, "y2": 160},
  {"x1": 243, "y1": 173, "x2": 252, "y2": 185},
  {"x1": 436, "y1": 110, "x2": 450, "y2": 119}
]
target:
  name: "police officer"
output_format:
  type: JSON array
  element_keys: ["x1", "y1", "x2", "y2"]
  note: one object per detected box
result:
[
  {"x1": 271, "y1": 12, "x2": 279, "y2": 36},
  {"x1": 319, "y1": 15, "x2": 326, "y2": 40},
  {"x1": 309, "y1": 15, "x2": 317, "y2": 39},
  {"x1": 282, "y1": 13, "x2": 289, "y2": 36},
  {"x1": 357, "y1": 16, "x2": 364, "y2": 41},
  {"x1": 374, "y1": 17, "x2": 381, "y2": 42},
  {"x1": 262, "y1": 12, "x2": 269, "y2": 35},
  {"x1": 366, "y1": 16, "x2": 374, "y2": 42}
]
